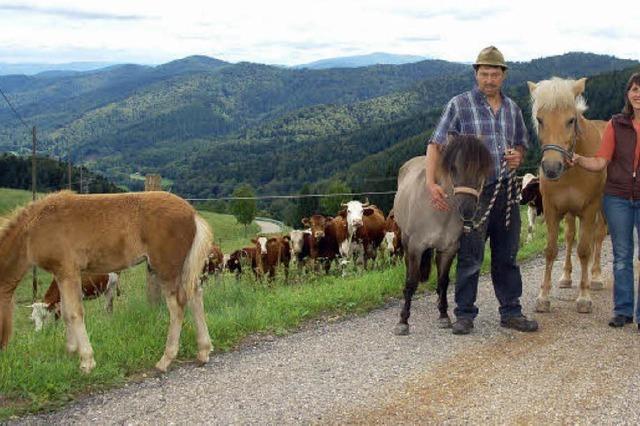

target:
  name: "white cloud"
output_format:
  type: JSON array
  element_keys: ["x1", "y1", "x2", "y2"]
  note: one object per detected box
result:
[{"x1": 0, "y1": 0, "x2": 638, "y2": 65}]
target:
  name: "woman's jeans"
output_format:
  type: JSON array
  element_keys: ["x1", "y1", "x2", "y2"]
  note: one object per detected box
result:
[{"x1": 602, "y1": 194, "x2": 640, "y2": 321}]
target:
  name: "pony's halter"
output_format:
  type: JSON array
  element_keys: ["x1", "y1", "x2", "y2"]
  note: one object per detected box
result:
[
  {"x1": 540, "y1": 117, "x2": 578, "y2": 161},
  {"x1": 444, "y1": 176, "x2": 486, "y2": 226},
  {"x1": 453, "y1": 185, "x2": 482, "y2": 198},
  {"x1": 452, "y1": 158, "x2": 522, "y2": 234}
]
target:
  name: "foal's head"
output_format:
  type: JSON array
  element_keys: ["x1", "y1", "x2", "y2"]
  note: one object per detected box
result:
[
  {"x1": 441, "y1": 135, "x2": 493, "y2": 219},
  {"x1": 528, "y1": 77, "x2": 587, "y2": 180}
]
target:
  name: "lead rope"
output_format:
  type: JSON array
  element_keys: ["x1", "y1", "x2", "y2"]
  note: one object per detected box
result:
[{"x1": 464, "y1": 154, "x2": 521, "y2": 233}]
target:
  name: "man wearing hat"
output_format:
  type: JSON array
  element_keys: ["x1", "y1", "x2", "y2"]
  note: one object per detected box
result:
[{"x1": 425, "y1": 46, "x2": 538, "y2": 335}]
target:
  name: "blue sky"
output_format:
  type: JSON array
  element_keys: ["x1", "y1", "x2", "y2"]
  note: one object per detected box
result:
[{"x1": 0, "y1": 0, "x2": 638, "y2": 65}]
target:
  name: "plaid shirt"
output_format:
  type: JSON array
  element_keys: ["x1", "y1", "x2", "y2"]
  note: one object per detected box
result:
[{"x1": 429, "y1": 87, "x2": 529, "y2": 183}]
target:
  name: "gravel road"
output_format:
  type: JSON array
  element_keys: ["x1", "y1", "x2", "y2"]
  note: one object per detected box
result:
[
  {"x1": 254, "y1": 220, "x2": 282, "y2": 234},
  {"x1": 16, "y1": 239, "x2": 640, "y2": 425}
]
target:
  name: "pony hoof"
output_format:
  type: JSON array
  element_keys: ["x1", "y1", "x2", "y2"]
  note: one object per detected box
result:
[
  {"x1": 197, "y1": 350, "x2": 211, "y2": 366},
  {"x1": 535, "y1": 298, "x2": 550, "y2": 313},
  {"x1": 576, "y1": 298, "x2": 592, "y2": 313},
  {"x1": 393, "y1": 323, "x2": 410, "y2": 335},
  {"x1": 558, "y1": 279, "x2": 572, "y2": 288},
  {"x1": 590, "y1": 281, "x2": 604, "y2": 291},
  {"x1": 155, "y1": 357, "x2": 171, "y2": 373},
  {"x1": 80, "y1": 358, "x2": 96, "y2": 374},
  {"x1": 437, "y1": 317, "x2": 452, "y2": 328}
]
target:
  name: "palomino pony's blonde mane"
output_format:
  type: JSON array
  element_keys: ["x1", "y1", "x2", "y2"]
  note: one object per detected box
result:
[{"x1": 530, "y1": 77, "x2": 588, "y2": 132}]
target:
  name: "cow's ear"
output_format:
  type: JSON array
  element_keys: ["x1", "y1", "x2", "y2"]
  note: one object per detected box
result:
[
  {"x1": 325, "y1": 216, "x2": 333, "y2": 221},
  {"x1": 363, "y1": 208, "x2": 374, "y2": 216},
  {"x1": 301, "y1": 217, "x2": 309, "y2": 226},
  {"x1": 251, "y1": 238, "x2": 257, "y2": 243},
  {"x1": 282, "y1": 236, "x2": 291, "y2": 242},
  {"x1": 338, "y1": 209, "x2": 347, "y2": 218}
]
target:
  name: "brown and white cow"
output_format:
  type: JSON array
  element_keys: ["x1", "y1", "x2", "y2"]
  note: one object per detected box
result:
[
  {"x1": 29, "y1": 273, "x2": 120, "y2": 331},
  {"x1": 338, "y1": 201, "x2": 386, "y2": 269},
  {"x1": 262, "y1": 236, "x2": 292, "y2": 280},
  {"x1": 520, "y1": 173, "x2": 543, "y2": 243},
  {"x1": 226, "y1": 247, "x2": 259, "y2": 277},
  {"x1": 301, "y1": 215, "x2": 341, "y2": 273},
  {"x1": 383, "y1": 210, "x2": 403, "y2": 262}
]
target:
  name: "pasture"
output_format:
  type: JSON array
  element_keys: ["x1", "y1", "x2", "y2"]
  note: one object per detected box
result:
[{"x1": 0, "y1": 188, "x2": 554, "y2": 419}]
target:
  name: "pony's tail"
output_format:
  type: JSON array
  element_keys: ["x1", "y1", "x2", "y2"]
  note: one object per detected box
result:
[{"x1": 181, "y1": 214, "x2": 213, "y2": 302}]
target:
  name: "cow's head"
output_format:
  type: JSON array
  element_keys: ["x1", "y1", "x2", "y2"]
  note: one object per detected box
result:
[
  {"x1": 520, "y1": 173, "x2": 540, "y2": 206},
  {"x1": 27, "y1": 302, "x2": 53, "y2": 331},
  {"x1": 289, "y1": 230, "x2": 305, "y2": 254},
  {"x1": 302, "y1": 215, "x2": 330, "y2": 242},
  {"x1": 383, "y1": 231, "x2": 396, "y2": 253},
  {"x1": 226, "y1": 251, "x2": 241, "y2": 272},
  {"x1": 252, "y1": 236, "x2": 268, "y2": 255},
  {"x1": 339, "y1": 201, "x2": 374, "y2": 237}
]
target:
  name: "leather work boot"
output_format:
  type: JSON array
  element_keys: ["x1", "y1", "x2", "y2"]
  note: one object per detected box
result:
[
  {"x1": 500, "y1": 315, "x2": 538, "y2": 332},
  {"x1": 608, "y1": 315, "x2": 633, "y2": 327},
  {"x1": 451, "y1": 318, "x2": 474, "y2": 335}
]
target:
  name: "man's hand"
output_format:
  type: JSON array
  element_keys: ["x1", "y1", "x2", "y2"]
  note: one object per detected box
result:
[
  {"x1": 427, "y1": 182, "x2": 449, "y2": 211},
  {"x1": 504, "y1": 148, "x2": 522, "y2": 170}
]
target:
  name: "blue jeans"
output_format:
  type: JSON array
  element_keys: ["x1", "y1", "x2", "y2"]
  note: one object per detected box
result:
[
  {"x1": 454, "y1": 181, "x2": 523, "y2": 321},
  {"x1": 602, "y1": 194, "x2": 640, "y2": 321}
]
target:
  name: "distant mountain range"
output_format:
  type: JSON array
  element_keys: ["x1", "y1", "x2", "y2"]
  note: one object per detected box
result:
[
  {"x1": 0, "y1": 52, "x2": 430, "y2": 76},
  {"x1": 0, "y1": 61, "x2": 120, "y2": 76},
  {"x1": 292, "y1": 52, "x2": 429, "y2": 69},
  {"x1": 0, "y1": 52, "x2": 638, "y2": 212}
]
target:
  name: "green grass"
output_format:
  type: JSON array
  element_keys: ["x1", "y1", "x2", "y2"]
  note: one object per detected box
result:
[
  {"x1": 0, "y1": 189, "x2": 554, "y2": 420},
  {"x1": 0, "y1": 188, "x2": 39, "y2": 216}
]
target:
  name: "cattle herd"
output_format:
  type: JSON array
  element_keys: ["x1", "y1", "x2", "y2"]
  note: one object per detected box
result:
[{"x1": 212, "y1": 200, "x2": 403, "y2": 281}]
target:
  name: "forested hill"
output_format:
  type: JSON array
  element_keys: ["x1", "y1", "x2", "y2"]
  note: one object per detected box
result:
[{"x1": 0, "y1": 52, "x2": 637, "y2": 204}]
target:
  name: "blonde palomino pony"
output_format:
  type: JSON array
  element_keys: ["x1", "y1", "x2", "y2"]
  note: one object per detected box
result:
[
  {"x1": 0, "y1": 191, "x2": 213, "y2": 373},
  {"x1": 528, "y1": 77, "x2": 607, "y2": 313}
]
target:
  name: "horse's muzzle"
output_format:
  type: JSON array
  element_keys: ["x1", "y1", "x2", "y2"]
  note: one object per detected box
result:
[{"x1": 541, "y1": 160, "x2": 564, "y2": 181}]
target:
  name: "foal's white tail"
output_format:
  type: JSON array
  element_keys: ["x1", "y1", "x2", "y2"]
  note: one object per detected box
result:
[{"x1": 181, "y1": 214, "x2": 213, "y2": 301}]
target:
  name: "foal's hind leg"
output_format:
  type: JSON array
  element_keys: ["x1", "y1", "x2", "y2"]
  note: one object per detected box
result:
[
  {"x1": 188, "y1": 285, "x2": 212, "y2": 365},
  {"x1": 559, "y1": 214, "x2": 575, "y2": 288},
  {"x1": 156, "y1": 289, "x2": 186, "y2": 372},
  {"x1": 435, "y1": 249, "x2": 456, "y2": 328},
  {"x1": 57, "y1": 273, "x2": 96, "y2": 373},
  {"x1": 394, "y1": 248, "x2": 432, "y2": 336}
]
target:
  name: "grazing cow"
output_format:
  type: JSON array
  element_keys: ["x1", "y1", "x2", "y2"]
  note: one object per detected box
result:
[
  {"x1": 226, "y1": 247, "x2": 258, "y2": 277},
  {"x1": 338, "y1": 201, "x2": 386, "y2": 269},
  {"x1": 30, "y1": 273, "x2": 120, "y2": 331},
  {"x1": 383, "y1": 210, "x2": 403, "y2": 261},
  {"x1": 206, "y1": 244, "x2": 224, "y2": 275},
  {"x1": 301, "y1": 215, "x2": 341, "y2": 273},
  {"x1": 520, "y1": 173, "x2": 543, "y2": 243}
]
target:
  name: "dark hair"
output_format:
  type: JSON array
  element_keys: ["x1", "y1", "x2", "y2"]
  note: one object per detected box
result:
[
  {"x1": 622, "y1": 72, "x2": 640, "y2": 117},
  {"x1": 441, "y1": 135, "x2": 493, "y2": 180}
]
